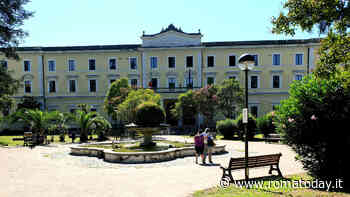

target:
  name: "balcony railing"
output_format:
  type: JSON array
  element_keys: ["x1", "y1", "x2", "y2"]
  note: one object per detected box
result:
[{"x1": 145, "y1": 86, "x2": 201, "y2": 93}]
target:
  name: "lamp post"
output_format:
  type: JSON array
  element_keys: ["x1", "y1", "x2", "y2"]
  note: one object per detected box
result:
[{"x1": 238, "y1": 53, "x2": 255, "y2": 181}]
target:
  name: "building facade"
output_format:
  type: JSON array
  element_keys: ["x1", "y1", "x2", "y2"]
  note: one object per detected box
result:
[{"x1": 0, "y1": 24, "x2": 320, "y2": 123}]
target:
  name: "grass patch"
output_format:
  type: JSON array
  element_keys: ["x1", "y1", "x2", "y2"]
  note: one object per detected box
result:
[
  {"x1": 0, "y1": 134, "x2": 107, "y2": 146},
  {"x1": 0, "y1": 136, "x2": 24, "y2": 146},
  {"x1": 193, "y1": 173, "x2": 349, "y2": 197}
]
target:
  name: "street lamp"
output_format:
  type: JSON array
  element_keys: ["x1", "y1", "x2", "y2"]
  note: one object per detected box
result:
[{"x1": 238, "y1": 53, "x2": 255, "y2": 181}]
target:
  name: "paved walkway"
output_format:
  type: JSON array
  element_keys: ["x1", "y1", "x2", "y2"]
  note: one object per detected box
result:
[{"x1": 0, "y1": 136, "x2": 304, "y2": 197}]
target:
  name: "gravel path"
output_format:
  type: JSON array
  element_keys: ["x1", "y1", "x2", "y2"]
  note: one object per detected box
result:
[{"x1": 0, "y1": 136, "x2": 304, "y2": 197}]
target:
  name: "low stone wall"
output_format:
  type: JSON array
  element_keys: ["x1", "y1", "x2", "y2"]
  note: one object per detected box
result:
[{"x1": 70, "y1": 144, "x2": 226, "y2": 164}]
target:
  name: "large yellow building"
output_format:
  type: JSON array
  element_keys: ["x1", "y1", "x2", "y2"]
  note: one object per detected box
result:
[{"x1": 1, "y1": 24, "x2": 320, "y2": 124}]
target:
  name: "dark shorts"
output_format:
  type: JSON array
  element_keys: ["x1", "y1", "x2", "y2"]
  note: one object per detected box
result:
[{"x1": 195, "y1": 145, "x2": 204, "y2": 154}]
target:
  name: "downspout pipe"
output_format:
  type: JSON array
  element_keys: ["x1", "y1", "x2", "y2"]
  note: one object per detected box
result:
[
  {"x1": 307, "y1": 47, "x2": 310, "y2": 75},
  {"x1": 41, "y1": 55, "x2": 46, "y2": 110}
]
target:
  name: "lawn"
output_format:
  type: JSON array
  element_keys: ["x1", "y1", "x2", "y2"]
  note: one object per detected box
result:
[
  {"x1": 0, "y1": 134, "x2": 102, "y2": 146},
  {"x1": 193, "y1": 174, "x2": 349, "y2": 197},
  {"x1": 0, "y1": 136, "x2": 24, "y2": 146}
]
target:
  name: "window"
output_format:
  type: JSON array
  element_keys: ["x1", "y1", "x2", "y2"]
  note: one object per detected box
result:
[
  {"x1": 110, "y1": 79, "x2": 116, "y2": 85},
  {"x1": 24, "y1": 80, "x2": 31, "y2": 93},
  {"x1": 168, "y1": 57, "x2": 175, "y2": 69},
  {"x1": 150, "y1": 57, "x2": 158, "y2": 69},
  {"x1": 185, "y1": 77, "x2": 193, "y2": 88},
  {"x1": 130, "y1": 57, "x2": 137, "y2": 70},
  {"x1": 250, "y1": 106, "x2": 258, "y2": 117},
  {"x1": 48, "y1": 60, "x2": 56, "y2": 72},
  {"x1": 295, "y1": 74, "x2": 303, "y2": 81},
  {"x1": 131, "y1": 79, "x2": 138, "y2": 88},
  {"x1": 229, "y1": 55, "x2": 236, "y2": 67},
  {"x1": 250, "y1": 76, "x2": 258, "y2": 89},
  {"x1": 272, "y1": 54, "x2": 280, "y2": 66},
  {"x1": 69, "y1": 80, "x2": 76, "y2": 93},
  {"x1": 296, "y1": 54, "x2": 303, "y2": 65},
  {"x1": 272, "y1": 75, "x2": 280, "y2": 88},
  {"x1": 109, "y1": 58, "x2": 117, "y2": 70},
  {"x1": 1, "y1": 60, "x2": 7, "y2": 69},
  {"x1": 24, "y1": 60, "x2": 31, "y2": 72},
  {"x1": 168, "y1": 78, "x2": 176, "y2": 90},
  {"x1": 186, "y1": 56, "x2": 193, "y2": 68},
  {"x1": 150, "y1": 78, "x2": 158, "y2": 89},
  {"x1": 207, "y1": 77, "x2": 215, "y2": 86},
  {"x1": 252, "y1": 55, "x2": 258, "y2": 66},
  {"x1": 68, "y1": 59, "x2": 76, "y2": 71},
  {"x1": 207, "y1": 56, "x2": 214, "y2": 67},
  {"x1": 89, "y1": 59, "x2": 96, "y2": 71},
  {"x1": 89, "y1": 79, "x2": 97, "y2": 92},
  {"x1": 228, "y1": 76, "x2": 236, "y2": 80},
  {"x1": 48, "y1": 80, "x2": 56, "y2": 93}
]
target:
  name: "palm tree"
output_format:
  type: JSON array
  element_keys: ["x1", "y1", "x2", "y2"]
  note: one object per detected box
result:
[
  {"x1": 49, "y1": 111, "x2": 72, "y2": 142},
  {"x1": 72, "y1": 109, "x2": 111, "y2": 143},
  {"x1": 11, "y1": 109, "x2": 60, "y2": 144}
]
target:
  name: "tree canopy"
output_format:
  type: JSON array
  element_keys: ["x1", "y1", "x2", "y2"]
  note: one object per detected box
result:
[
  {"x1": 272, "y1": 0, "x2": 349, "y2": 36},
  {"x1": 104, "y1": 78, "x2": 131, "y2": 119},
  {"x1": 217, "y1": 79, "x2": 243, "y2": 119},
  {"x1": 117, "y1": 89, "x2": 161, "y2": 123},
  {"x1": 0, "y1": 0, "x2": 34, "y2": 59}
]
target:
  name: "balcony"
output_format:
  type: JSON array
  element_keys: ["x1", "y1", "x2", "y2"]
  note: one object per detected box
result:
[{"x1": 145, "y1": 86, "x2": 201, "y2": 93}]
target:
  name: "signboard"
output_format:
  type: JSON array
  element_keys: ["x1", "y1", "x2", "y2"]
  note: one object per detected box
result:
[{"x1": 242, "y1": 108, "x2": 248, "y2": 123}]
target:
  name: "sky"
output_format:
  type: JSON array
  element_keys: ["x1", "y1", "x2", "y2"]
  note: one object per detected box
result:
[{"x1": 20, "y1": 0, "x2": 321, "y2": 47}]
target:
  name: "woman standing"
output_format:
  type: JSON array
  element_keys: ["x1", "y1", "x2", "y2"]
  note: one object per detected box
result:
[{"x1": 194, "y1": 131, "x2": 204, "y2": 164}]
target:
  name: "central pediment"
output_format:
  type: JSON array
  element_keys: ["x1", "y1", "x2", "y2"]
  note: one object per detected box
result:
[{"x1": 141, "y1": 24, "x2": 202, "y2": 47}]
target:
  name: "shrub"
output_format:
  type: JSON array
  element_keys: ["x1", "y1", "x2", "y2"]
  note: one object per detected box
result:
[
  {"x1": 136, "y1": 102, "x2": 165, "y2": 127},
  {"x1": 235, "y1": 113, "x2": 257, "y2": 140},
  {"x1": 276, "y1": 73, "x2": 350, "y2": 189},
  {"x1": 257, "y1": 112, "x2": 277, "y2": 138},
  {"x1": 216, "y1": 119, "x2": 238, "y2": 139}
]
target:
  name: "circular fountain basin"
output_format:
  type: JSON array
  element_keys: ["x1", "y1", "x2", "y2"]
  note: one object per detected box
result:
[{"x1": 70, "y1": 142, "x2": 226, "y2": 164}]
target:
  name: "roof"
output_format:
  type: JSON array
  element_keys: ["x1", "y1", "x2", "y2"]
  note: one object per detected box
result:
[
  {"x1": 12, "y1": 38, "x2": 321, "y2": 52},
  {"x1": 16, "y1": 44, "x2": 140, "y2": 52},
  {"x1": 203, "y1": 38, "x2": 321, "y2": 47}
]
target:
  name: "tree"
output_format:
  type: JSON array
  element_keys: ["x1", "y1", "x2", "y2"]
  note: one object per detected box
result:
[
  {"x1": 135, "y1": 101, "x2": 165, "y2": 146},
  {"x1": 173, "y1": 90, "x2": 198, "y2": 125},
  {"x1": 275, "y1": 73, "x2": 350, "y2": 190},
  {"x1": 272, "y1": 0, "x2": 350, "y2": 78},
  {"x1": 11, "y1": 109, "x2": 59, "y2": 144},
  {"x1": 272, "y1": 0, "x2": 350, "y2": 190},
  {"x1": 17, "y1": 96, "x2": 41, "y2": 110},
  {"x1": 0, "y1": 66, "x2": 20, "y2": 115},
  {"x1": 117, "y1": 89, "x2": 161, "y2": 123},
  {"x1": 194, "y1": 85, "x2": 218, "y2": 127},
  {"x1": 104, "y1": 78, "x2": 131, "y2": 120},
  {"x1": 217, "y1": 79, "x2": 244, "y2": 119},
  {"x1": 72, "y1": 105, "x2": 111, "y2": 143},
  {"x1": 0, "y1": 0, "x2": 34, "y2": 59}
]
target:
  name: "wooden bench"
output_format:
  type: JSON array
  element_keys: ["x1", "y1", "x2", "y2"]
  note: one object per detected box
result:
[
  {"x1": 220, "y1": 153, "x2": 282, "y2": 182},
  {"x1": 265, "y1": 133, "x2": 282, "y2": 143},
  {"x1": 12, "y1": 132, "x2": 33, "y2": 146}
]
